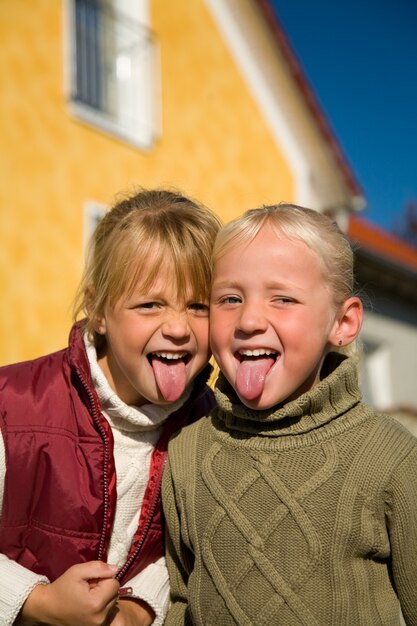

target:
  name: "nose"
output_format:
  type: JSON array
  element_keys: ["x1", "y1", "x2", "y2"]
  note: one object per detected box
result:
[
  {"x1": 161, "y1": 311, "x2": 191, "y2": 340},
  {"x1": 236, "y1": 302, "x2": 268, "y2": 335}
]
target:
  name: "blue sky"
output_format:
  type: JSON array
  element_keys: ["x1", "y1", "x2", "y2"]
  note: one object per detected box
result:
[{"x1": 269, "y1": 0, "x2": 417, "y2": 233}]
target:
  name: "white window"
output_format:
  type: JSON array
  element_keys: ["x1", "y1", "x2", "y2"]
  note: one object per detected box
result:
[
  {"x1": 66, "y1": 0, "x2": 160, "y2": 149},
  {"x1": 84, "y1": 200, "x2": 107, "y2": 250}
]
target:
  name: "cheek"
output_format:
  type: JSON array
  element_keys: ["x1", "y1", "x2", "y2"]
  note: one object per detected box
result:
[
  {"x1": 209, "y1": 327, "x2": 229, "y2": 358},
  {"x1": 193, "y1": 318, "x2": 210, "y2": 346},
  {"x1": 210, "y1": 309, "x2": 233, "y2": 333}
]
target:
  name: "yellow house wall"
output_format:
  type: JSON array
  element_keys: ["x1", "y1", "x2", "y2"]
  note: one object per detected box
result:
[{"x1": 0, "y1": 0, "x2": 294, "y2": 364}]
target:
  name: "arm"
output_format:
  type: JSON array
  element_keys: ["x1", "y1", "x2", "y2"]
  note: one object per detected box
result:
[
  {"x1": 386, "y1": 445, "x2": 417, "y2": 626},
  {"x1": 162, "y1": 459, "x2": 194, "y2": 625},
  {"x1": 0, "y1": 431, "x2": 51, "y2": 626},
  {"x1": 90, "y1": 557, "x2": 169, "y2": 626},
  {"x1": 119, "y1": 556, "x2": 169, "y2": 626},
  {"x1": 0, "y1": 555, "x2": 49, "y2": 626},
  {"x1": 0, "y1": 434, "x2": 120, "y2": 626},
  {"x1": 19, "y1": 561, "x2": 119, "y2": 626}
]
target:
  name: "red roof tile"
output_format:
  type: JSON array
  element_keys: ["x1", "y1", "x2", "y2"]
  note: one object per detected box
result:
[{"x1": 348, "y1": 215, "x2": 417, "y2": 272}]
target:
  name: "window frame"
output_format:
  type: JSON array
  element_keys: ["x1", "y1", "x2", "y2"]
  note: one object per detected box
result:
[{"x1": 64, "y1": 0, "x2": 161, "y2": 150}]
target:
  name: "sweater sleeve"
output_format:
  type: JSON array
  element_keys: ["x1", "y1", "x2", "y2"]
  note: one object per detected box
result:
[
  {"x1": 123, "y1": 556, "x2": 170, "y2": 626},
  {"x1": 386, "y1": 444, "x2": 417, "y2": 626},
  {"x1": 0, "y1": 555, "x2": 49, "y2": 626},
  {"x1": 0, "y1": 432, "x2": 49, "y2": 626},
  {"x1": 162, "y1": 457, "x2": 194, "y2": 626}
]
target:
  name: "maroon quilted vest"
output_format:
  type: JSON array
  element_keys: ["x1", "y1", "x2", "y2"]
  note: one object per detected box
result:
[{"x1": 0, "y1": 324, "x2": 215, "y2": 585}]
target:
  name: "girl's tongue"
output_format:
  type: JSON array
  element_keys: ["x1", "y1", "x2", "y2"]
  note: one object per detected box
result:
[
  {"x1": 151, "y1": 356, "x2": 187, "y2": 402},
  {"x1": 236, "y1": 355, "x2": 275, "y2": 401}
]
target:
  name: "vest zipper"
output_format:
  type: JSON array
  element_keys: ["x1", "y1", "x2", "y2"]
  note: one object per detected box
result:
[
  {"x1": 115, "y1": 457, "x2": 166, "y2": 582},
  {"x1": 115, "y1": 387, "x2": 207, "y2": 581},
  {"x1": 76, "y1": 369, "x2": 110, "y2": 562}
]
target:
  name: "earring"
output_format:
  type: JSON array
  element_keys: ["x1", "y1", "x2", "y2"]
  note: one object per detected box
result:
[{"x1": 338, "y1": 339, "x2": 343, "y2": 346}]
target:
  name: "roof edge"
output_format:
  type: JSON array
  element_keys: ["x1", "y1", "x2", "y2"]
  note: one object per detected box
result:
[
  {"x1": 257, "y1": 0, "x2": 364, "y2": 204},
  {"x1": 348, "y1": 215, "x2": 417, "y2": 273}
]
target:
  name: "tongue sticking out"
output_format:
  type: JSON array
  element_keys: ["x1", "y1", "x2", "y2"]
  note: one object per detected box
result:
[
  {"x1": 151, "y1": 357, "x2": 187, "y2": 402},
  {"x1": 236, "y1": 356, "x2": 275, "y2": 401}
]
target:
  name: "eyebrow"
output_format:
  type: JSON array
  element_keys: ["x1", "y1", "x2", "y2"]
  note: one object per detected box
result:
[
  {"x1": 211, "y1": 280, "x2": 306, "y2": 295},
  {"x1": 213, "y1": 279, "x2": 293, "y2": 288},
  {"x1": 211, "y1": 280, "x2": 241, "y2": 289}
]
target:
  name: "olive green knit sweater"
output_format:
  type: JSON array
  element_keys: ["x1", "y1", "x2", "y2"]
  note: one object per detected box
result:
[{"x1": 162, "y1": 354, "x2": 417, "y2": 626}]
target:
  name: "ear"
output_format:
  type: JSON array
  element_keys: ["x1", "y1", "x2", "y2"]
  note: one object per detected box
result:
[
  {"x1": 95, "y1": 315, "x2": 107, "y2": 336},
  {"x1": 329, "y1": 297, "x2": 363, "y2": 348},
  {"x1": 85, "y1": 285, "x2": 107, "y2": 335}
]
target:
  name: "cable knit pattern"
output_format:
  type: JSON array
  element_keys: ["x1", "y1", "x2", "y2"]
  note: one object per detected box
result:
[{"x1": 163, "y1": 354, "x2": 417, "y2": 626}]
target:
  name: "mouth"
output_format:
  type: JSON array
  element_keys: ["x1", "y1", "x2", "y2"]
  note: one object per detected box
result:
[
  {"x1": 147, "y1": 351, "x2": 192, "y2": 403},
  {"x1": 235, "y1": 348, "x2": 278, "y2": 362},
  {"x1": 233, "y1": 348, "x2": 278, "y2": 401},
  {"x1": 147, "y1": 351, "x2": 191, "y2": 366}
]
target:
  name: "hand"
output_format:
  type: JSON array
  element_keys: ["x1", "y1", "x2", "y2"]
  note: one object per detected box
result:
[
  {"x1": 107, "y1": 598, "x2": 156, "y2": 626},
  {"x1": 20, "y1": 560, "x2": 120, "y2": 626}
]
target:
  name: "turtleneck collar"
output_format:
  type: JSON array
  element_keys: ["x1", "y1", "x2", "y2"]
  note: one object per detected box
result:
[
  {"x1": 213, "y1": 353, "x2": 362, "y2": 438},
  {"x1": 84, "y1": 334, "x2": 191, "y2": 433}
]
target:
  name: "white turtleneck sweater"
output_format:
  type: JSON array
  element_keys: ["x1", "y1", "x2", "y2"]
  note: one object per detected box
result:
[{"x1": 0, "y1": 336, "x2": 187, "y2": 626}]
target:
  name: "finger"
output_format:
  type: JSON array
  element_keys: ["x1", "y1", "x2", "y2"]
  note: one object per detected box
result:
[
  {"x1": 70, "y1": 560, "x2": 119, "y2": 582},
  {"x1": 92, "y1": 576, "x2": 120, "y2": 601},
  {"x1": 82, "y1": 577, "x2": 119, "y2": 620}
]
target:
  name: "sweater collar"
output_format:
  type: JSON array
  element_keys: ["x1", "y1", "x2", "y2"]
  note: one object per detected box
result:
[{"x1": 213, "y1": 353, "x2": 362, "y2": 437}]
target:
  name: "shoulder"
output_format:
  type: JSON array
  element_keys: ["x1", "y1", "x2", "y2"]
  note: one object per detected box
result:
[
  {"x1": 0, "y1": 349, "x2": 67, "y2": 388},
  {"x1": 169, "y1": 414, "x2": 212, "y2": 450},
  {"x1": 368, "y1": 408, "x2": 417, "y2": 452},
  {"x1": 167, "y1": 414, "x2": 214, "y2": 474},
  {"x1": 0, "y1": 324, "x2": 88, "y2": 394},
  {"x1": 356, "y1": 406, "x2": 417, "y2": 483},
  {"x1": 0, "y1": 347, "x2": 74, "y2": 428}
]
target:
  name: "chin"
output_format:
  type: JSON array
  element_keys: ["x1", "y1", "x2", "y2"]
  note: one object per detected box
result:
[{"x1": 238, "y1": 395, "x2": 275, "y2": 411}]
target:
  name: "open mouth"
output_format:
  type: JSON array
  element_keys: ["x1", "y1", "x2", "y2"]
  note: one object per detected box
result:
[
  {"x1": 234, "y1": 349, "x2": 278, "y2": 401},
  {"x1": 147, "y1": 351, "x2": 191, "y2": 366},
  {"x1": 235, "y1": 348, "x2": 278, "y2": 362},
  {"x1": 147, "y1": 351, "x2": 192, "y2": 402}
]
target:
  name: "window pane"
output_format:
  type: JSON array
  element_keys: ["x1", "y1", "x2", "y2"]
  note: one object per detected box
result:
[
  {"x1": 70, "y1": 0, "x2": 158, "y2": 148},
  {"x1": 75, "y1": 0, "x2": 102, "y2": 110}
]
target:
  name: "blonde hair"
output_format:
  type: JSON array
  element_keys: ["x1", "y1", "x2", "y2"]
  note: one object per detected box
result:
[
  {"x1": 212, "y1": 203, "x2": 356, "y2": 309},
  {"x1": 74, "y1": 188, "x2": 222, "y2": 348}
]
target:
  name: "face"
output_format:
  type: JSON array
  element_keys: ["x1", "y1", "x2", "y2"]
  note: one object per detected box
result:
[
  {"x1": 96, "y1": 261, "x2": 211, "y2": 406},
  {"x1": 210, "y1": 223, "x2": 342, "y2": 410}
]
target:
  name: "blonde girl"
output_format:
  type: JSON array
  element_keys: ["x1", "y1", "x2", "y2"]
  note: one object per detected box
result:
[
  {"x1": 0, "y1": 188, "x2": 221, "y2": 626},
  {"x1": 163, "y1": 203, "x2": 417, "y2": 626}
]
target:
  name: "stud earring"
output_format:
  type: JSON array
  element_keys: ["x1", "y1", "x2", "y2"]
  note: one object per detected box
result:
[{"x1": 338, "y1": 339, "x2": 343, "y2": 346}]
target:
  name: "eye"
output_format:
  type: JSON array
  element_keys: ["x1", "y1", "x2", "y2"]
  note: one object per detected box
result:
[
  {"x1": 272, "y1": 296, "x2": 294, "y2": 305},
  {"x1": 136, "y1": 301, "x2": 161, "y2": 310},
  {"x1": 218, "y1": 295, "x2": 242, "y2": 305},
  {"x1": 188, "y1": 302, "x2": 209, "y2": 316}
]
